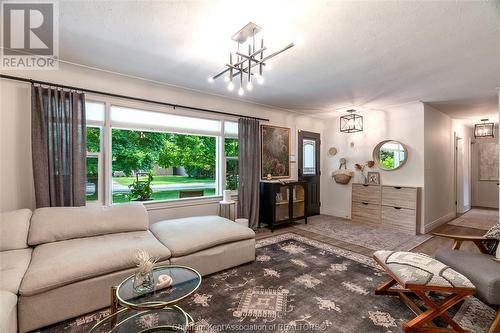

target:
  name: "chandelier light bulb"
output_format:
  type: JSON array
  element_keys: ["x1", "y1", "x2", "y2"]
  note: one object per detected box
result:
[
  {"x1": 227, "y1": 81, "x2": 234, "y2": 91},
  {"x1": 207, "y1": 77, "x2": 214, "y2": 83},
  {"x1": 238, "y1": 87, "x2": 245, "y2": 96},
  {"x1": 257, "y1": 75, "x2": 264, "y2": 85},
  {"x1": 247, "y1": 81, "x2": 253, "y2": 91},
  {"x1": 223, "y1": 76, "x2": 230, "y2": 82}
]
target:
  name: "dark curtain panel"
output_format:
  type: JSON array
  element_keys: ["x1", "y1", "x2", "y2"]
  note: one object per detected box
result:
[
  {"x1": 31, "y1": 85, "x2": 86, "y2": 208},
  {"x1": 237, "y1": 118, "x2": 260, "y2": 229}
]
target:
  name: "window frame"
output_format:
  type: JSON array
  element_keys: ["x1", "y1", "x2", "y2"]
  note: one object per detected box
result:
[
  {"x1": 85, "y1": 124, "x2": 104, "y2": 206},
  {"x1": 85, "y1": 96, "x2": 239, "y2": 206}
]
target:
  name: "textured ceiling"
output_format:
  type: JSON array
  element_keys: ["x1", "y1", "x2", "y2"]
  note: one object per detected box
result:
[{"x1": 58, "y1": 0, "x2": 500, "y2": 118}]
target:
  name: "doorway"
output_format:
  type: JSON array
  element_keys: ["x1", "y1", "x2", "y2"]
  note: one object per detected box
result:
[
  {"x1": 298, "y1": 130, "x2": 321, "y2": 216},
  {"x1": 454, "y1": 134, "x2": 472, "y2": 214}
]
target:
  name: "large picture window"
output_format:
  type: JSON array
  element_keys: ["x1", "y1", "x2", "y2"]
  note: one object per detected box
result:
[
  {"x1": 111, "y1": 129, "x2": 216, "y2": 203},
  {"x1": 84, "y1": 101, "x2": 238, "y2": 205}
]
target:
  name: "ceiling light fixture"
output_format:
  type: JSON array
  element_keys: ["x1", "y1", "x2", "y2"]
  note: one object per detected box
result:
[
  {"x1": 474, "y1": 119, "x2": 494, "y2": 138},
  {"x1": 340, "y1": 109, "x2": 363, "y2": 133},
  {"x1": 209, "y1": 22, "x2": 294, "y2": 94}
]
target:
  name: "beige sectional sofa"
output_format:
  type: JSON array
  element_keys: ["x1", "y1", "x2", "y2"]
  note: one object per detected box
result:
[
  {"x1": 0, "y1": 204, "x2": 255, "y2": 333},
  {"x1": 0, "y1": 209, "x2": 33, "y2": 333}
]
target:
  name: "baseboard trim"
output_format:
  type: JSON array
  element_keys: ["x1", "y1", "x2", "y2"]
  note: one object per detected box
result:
[
  {"x1": 320, "y1": 207, "x2": 350, "y2": 219},
  {"x1": 424, "y1": 211, "x2": 456, "y2": 233}
]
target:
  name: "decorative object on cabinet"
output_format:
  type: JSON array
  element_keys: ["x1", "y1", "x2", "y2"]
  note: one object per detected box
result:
[
  {"x1": 261, "y1": 125, "x2": 290, "y2": 179},
  {"x1": 373, "y1": 140, "x2": 408, "y2": 171},
  {"x1": 355, "y1": 160, "x2": 375, "y2": 184},
  {"x1": 332, "y1": 158, "x2": 353, "y2": 184},
  {"x1": 340, "y1": 109, "x2": 363, "y2": 133},
  {"x1": 328, "y1": 147, "x2": 338, "y2": 156},
  {"x1": 367, "y1": 172, "x2": 380, "y2": 185},
  {"x1": 259, "y1": 181, "x2": 308, "y2": 231},
  {"x1": 351, "y1": 183, "x2": 419, "y2": 234}
]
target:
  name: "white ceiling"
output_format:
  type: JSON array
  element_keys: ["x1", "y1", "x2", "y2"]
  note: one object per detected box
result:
[{"x1": 59, "y1": 0, "x2": 500, "y2": 119}]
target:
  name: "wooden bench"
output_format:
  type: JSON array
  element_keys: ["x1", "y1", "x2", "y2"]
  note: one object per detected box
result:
[{"x1": 373, "y1": 250, "x2": 475, "y2": 333}]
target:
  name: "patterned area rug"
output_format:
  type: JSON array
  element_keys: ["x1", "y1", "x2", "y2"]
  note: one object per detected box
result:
[
  {"x1": 448, "y1": 208, "x2": 498, "y2": 231},
  {"x1": 36, "y1": 233, "x2": 493, "y2": 333},
  {"x1": 296, "y1": 215, "x2": 432, "y2": 251}
]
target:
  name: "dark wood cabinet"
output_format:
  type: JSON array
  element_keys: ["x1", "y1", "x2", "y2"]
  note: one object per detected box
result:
[{"x1": 259, "y1": 181, "x2": 308, "y2": 231}]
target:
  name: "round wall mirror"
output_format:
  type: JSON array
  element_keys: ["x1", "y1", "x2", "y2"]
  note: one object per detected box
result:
[{"x1": 373, "y1": 140, "x2": 408, "y2": 171}]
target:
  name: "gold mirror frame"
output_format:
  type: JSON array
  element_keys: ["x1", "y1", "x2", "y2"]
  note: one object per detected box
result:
[{"x1": 373, "y1": 140, "x2": 408, "y2": 171}]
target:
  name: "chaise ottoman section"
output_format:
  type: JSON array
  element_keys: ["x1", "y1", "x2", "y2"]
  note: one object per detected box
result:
[
  {"x1": 0, "y1": 291, "x2": 18, "y2": 333},
  {"x1": 150, "y1": 216, "x2": 256, "y2": 275}
]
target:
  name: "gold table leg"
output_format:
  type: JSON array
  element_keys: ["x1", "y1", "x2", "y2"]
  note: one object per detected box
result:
[{"x1": 110, "y1": 286, "x2": 118, "y2": 327}]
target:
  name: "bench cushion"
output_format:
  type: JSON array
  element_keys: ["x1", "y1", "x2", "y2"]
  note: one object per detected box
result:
[
  {"x1": 0, "y1": 209, "x2": 31, "y2": 251},
  {"x1": 0, "y1": 291, "x2": 17, "y2": 333},
  {"x1": 436, "y1": 249, "x2": 500, "y2": 305},
  {"x1": 374, "y1": 250, "x2": 474, "y2": 289},
  {"x1": 0, "y1": 248, "x2": 32, "y2": 293},
  {"x1": 28, "y1": 204, "x2": 148, "y2": 245},
  {"x1": 20, "y1": 231, "x2": 171, "y2": 296},
  {"x1": 150, "y1": 216, "x2": 255, "y2": 257}
]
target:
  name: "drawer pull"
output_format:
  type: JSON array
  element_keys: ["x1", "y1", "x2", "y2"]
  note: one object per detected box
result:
[
  {"x1": 394, "y1": 186, "x2": 402, "y2": 189},
  {"x1": 362, "y1": 184, "x2": 369, "y2": 187},
  {"x1": 394, "y1": 207, "x2": 402, "y2": 210},
  {"x1": 362, "y1": 202, "x2": 369, "y2": 205}
]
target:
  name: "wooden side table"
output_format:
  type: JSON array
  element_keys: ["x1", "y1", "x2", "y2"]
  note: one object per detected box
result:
[{"x1": 219, "y1": 200, "x2": 236, "y2": 221}]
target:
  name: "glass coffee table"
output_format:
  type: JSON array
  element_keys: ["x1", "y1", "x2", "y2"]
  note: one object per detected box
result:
[{"x1": 90, "y1": 265, "x2": 201, "y2": 332}]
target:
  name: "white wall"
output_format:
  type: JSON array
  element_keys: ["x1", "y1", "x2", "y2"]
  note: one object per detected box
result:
[
  {"x1": 0, "y1": 63, "x2": 324, "y2": 221},
  {"x1": 0, "y1": 80, "x2": 36, "y2": 212},
  {"x1": 321, "y1": 102, "x2": 425, "y2": 227},
  {"x1": 452, "y1": 120, "x2": 473, "y2": 213},
  {"x1": 423, "y1": 104, "x2": 455, "y2": 232}
]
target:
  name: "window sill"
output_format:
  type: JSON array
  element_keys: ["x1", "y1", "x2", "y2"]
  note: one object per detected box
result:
[{"x1": 117, "y1": 193, "x2": 239, "y2": 211}]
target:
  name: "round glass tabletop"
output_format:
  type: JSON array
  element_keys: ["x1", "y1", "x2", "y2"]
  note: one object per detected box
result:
[
  {"x1": 117, "y1": 266, "x2": 201, "y2": 310},
  {"x1": 89, "y1": 307, "x2": 191, "y2": 333}
]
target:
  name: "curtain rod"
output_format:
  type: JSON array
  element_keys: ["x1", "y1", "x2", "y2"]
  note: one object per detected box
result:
[{"x1": 0, "y1": 74, "x2": 269, "y2": 122}]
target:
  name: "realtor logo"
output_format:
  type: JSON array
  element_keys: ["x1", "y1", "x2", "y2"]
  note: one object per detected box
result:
[{"x1": 1, "y1": 1, "x2": 59, "y2": 69}]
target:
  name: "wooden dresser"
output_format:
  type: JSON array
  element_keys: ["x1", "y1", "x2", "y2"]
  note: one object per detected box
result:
[{"x1": 351, "y1": 184, "x2": 419, "y2": 234}]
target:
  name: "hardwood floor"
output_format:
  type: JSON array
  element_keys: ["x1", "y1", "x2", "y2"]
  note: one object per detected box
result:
[{"x1": 255, "y1": 207, "x2": 498, "y2": 257}]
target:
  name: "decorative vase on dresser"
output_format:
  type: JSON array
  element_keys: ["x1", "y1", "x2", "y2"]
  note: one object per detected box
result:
[
  {"x1": 351, "y1": 183, "x2": 420, "y2": 234},
  {"x1": 259, "y1": 181, "x2": 308, "y2": 231}
]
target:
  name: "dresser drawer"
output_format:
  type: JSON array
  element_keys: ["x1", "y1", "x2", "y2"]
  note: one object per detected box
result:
[
  {"x1": 382, "y1": 186, "x2": 417, "y2": 209},
  {"x1": 352, "y1": 184, "x2": 381, "y2": 204},
  {"x1": 352, "y1": 202, "x2": 381, "y2": 225},
  {"x1": 381, "y1": 206, "x2": 416, "y2": 233}
]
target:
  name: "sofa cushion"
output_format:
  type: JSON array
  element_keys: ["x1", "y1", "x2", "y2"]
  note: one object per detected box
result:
[
  {"x1": 20, "y1": 231, "x2": 171, "y2": 296},
  {"x1": 28, "y1": 204, "x2": 148, "y2": 246},
  {"x1": 0, "y1": 248, "x2": 32, "y2": 293},
  {"x1": 150, "y1": 215, "x2": 255, "y2": 257},
  {"x1": 0, "y1": 209, "x2": 31, "y2": 251},
  {"x1": 0, "y1": 291, "x2": 17, "y2": 333},
  {"x1": 436, "y1": 249, "x2": 500, "y2": 305}
]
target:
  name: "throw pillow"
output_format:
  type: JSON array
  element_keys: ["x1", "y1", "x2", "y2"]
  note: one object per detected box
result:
[
  {"x1": 485, "y1": 222, "x2": 500, "y2": 255},
  {"x1": 497, "y1": 244, "x2": 500, "y2": 261},
  {"x1": 485, "y1": 222, "x2": 500, "y2": 239}
]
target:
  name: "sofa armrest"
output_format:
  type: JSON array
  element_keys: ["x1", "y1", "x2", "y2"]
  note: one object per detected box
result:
[{"x1": 432, "y1": 232, "x2": 496, "y2": 254}]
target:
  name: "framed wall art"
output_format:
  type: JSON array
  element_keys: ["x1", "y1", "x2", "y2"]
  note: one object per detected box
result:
[{"x1": 261, "y1": 125, "x2": 291, "y2": 179}]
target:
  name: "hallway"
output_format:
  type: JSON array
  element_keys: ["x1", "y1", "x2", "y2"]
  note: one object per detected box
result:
[{"x1": 414, "y1": 207, "x2": 499, "y2": 255}]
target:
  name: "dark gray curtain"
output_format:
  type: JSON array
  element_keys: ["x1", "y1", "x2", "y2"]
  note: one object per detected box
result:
[
  {"x1": 237, "y1": 118, "x2": 260, "y2": 229},
  {"x1": 31, "y1": 85, "x2": 86, "y2": 208}
]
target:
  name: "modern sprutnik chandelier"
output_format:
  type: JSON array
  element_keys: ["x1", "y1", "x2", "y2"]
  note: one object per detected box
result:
[{"x1": 208, "y1": 22, "x2": 294, "y2": 95}]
